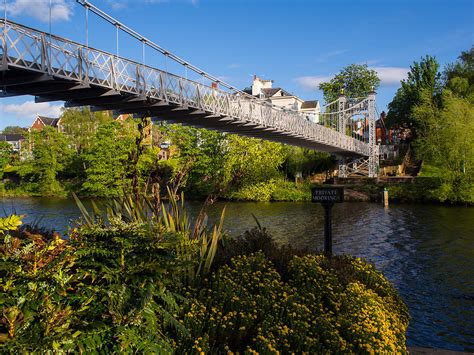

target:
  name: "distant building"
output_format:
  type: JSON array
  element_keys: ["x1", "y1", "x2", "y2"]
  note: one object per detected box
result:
[
  {"x1": 244, "y1": 75, "x2": 320, "y2": 123},
  {"x1": 0, "y1": 134, "x2": 25, "y2": 152},
  {"x1": 29, "y1": 115, "x2": 63, "y2": 132}
]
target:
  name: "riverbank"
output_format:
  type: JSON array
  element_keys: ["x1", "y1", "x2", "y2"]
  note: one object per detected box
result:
[{"x1": 2, "y1": 176, "x2": 472, "y2": 206}]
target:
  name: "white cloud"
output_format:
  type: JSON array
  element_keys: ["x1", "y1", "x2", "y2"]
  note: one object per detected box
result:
[
  {"x1": 227, "y1": 63, "x2": 241, "y2": 69},
  {"x1": 372, "y1": 66, "x2": 408, "y2": 86},
  {"x1": 1, "y1": 101, "x2": 63, "y2": 120},
  {"x1": 5, "y1": 0, "x2": 72, "y2": 23},
  {"x1": 294, "y1": 76, "x2": 331, "y2": 90}
]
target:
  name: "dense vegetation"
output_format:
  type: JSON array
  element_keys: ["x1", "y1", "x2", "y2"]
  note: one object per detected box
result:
[
  {"x1": 0, "y1": 109, "x2": 331, "y2": 201},
  {"x1": 0, "y1": 191, "x2": 409, "y2": 353},
  {"x1": 386, "y1": 48, "x2": 474, "y2": 204}
]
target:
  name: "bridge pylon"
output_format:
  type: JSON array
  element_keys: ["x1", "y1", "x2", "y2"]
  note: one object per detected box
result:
[{"x1": 337, "y1": 90, "x2": 379, "y2": 178}]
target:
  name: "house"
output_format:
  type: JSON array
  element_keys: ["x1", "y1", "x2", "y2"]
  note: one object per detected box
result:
[
  {"x1": 29, "y1": 115, "x2": 63, "y2": 132},
  {"x1": 0, "y1": 134, "x2": 25, "y2": 152},
  {"x1": 244, "y1": 75, "x2": 320, "y2": 123}
]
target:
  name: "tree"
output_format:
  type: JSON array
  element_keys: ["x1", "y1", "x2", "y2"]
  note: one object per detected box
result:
[
  {"x1": 60, "y1": 107, "x2": 112, "y2": 153},
  {"x1": 0, "y1": 142, "x2": 13, "y2": 179},
  {"x1": 30, "y1": 127, "x2": 74, "y2": 195},
  {"x1": 414, "y1": 92, "x2": 473, "y2": 203},
  {"x1": 387, "y1": 56, "x2": 441, "y2": 135},
  {"x1": 81, "y1": 122, "x2": 135, "y2": 197},
  {"x1": 444, "y1": 47, "x2": 474, "y2": 101},
  {"x1": 1, "y1": 126, "x2": 26, "y2": 135},
  {"x1": 319, "y1": 64, "x2": 380, "y2": 104}
]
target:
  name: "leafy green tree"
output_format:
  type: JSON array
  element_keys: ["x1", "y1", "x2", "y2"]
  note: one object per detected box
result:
[
  {"x1": 319, "y1": 64, "x2": 380, "y2": 104},
  {"x1": 61, "y1": 107, "x2": 112, "y2": 153},
  {"x1": 30, "y1": 127, "x2": 74, "y2": 195},
  {"x1": 444, "y1": 47, "x2": 474, "y2": 101},
  {"x1": 414, "y1": 92, "x2": 473, "y2": 203},
  {"x1": 225, "y1": 135, "x2": 286, "y2": 188},
  {"x1": 81, "y1": 122, "x2": 135, "y2": 197},
  {"x1": 0, "y1": 142, "x2": 13, "y2": 179},
  {"x1": 387, "y1": 56, "x2": 441, "y2": 135},
  {"x1": 1, "y1": 126, "x2": 26, "y2": 135}
]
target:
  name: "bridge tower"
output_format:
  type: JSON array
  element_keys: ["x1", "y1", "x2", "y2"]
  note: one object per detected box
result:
[
  {"x1": 337, "y1": 90, "x2": 379, "y2": 178},
  {"x1": 367, "y1": 90, "x2": 378, "y2": 178}
]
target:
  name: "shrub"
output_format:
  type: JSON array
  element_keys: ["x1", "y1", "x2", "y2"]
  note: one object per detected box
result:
[
  {"x1": 178, "y1": 252, "x2": 409, "y2": 353},
  {"x1": 228, "y1": 179, "x2": 277, "y2": 201}
]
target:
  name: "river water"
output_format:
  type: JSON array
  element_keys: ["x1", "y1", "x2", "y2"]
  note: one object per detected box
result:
[{"x1": 1, "y1": 197, "x2": 473, "y2": 351}]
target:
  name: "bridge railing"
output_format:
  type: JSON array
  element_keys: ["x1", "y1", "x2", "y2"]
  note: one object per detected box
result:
[{"x1": 0, "y1": 20, "x2": 370, "y2": 156}]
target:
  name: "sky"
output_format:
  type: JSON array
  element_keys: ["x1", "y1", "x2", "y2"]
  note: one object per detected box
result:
[{"x1": 0, "y1": 0, "x2": 472, "y2": 129}]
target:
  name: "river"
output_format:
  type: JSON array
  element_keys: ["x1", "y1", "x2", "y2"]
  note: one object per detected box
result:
[{"x1": 0, "y1": 197, "x2": 473, "y2": 351}]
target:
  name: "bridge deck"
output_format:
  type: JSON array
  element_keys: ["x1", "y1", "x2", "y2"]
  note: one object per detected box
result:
[{"x1": 0, "y1": 20, "x2": 370, "y2": 156}]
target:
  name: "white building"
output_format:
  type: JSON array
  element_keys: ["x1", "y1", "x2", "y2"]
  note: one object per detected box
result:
[{"x1": 245, "y1": 75, "x2": 320, "y2": 123}]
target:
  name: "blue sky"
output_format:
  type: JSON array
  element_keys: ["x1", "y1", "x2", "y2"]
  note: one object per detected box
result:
[{"x1": 0, "y1": 0, "x2": 472, "y2": 129}]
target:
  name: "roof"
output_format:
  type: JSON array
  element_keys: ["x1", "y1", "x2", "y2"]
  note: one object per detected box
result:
[
  {"x1": 37, "y1": 116, "x2": 60, "y2": 127},
  {"x1": 261, "y1": 88, "x2": 293, "y2": 98},
  {"x1": 0, "y1": 134, "x2": 25, "y2": 141},
  {"x1": 301, "y1": 100, "x2": 319, "y2": 109}
]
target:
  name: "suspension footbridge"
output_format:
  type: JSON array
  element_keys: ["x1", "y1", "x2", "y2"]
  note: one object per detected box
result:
[{"x1": 0, "y1": 0, "x2": 379, "y2": 177}]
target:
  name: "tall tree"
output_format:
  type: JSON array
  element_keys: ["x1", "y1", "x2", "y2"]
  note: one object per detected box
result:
[
  {"x1": 81, "y1": 122, "x2": 135, "y2": 197},
  {"x1": 60, "y1": 107, "x2": 112, "y2": 153},
  {"x1": 387, "y1": 55, "x2": 441, "y2": 135},
  {"x1": 414, "y1": 93, "x2": 473, "y2": 203},
  {"x1": 30, "y1": 127, "x2": 74, "y2": 195},
  {"x1": 319, "y1": 64, "x2": 380, "y2": 104}
]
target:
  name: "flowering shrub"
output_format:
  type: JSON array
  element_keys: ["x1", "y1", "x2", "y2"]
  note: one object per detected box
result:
[{"x1": 178, "y1": 253, "x2": 409, "y2": 353}]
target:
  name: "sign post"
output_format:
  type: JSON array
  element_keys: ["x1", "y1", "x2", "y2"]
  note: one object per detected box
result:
[{"x1": 311, "y1": 186, "x2": 344, "y2": 257}]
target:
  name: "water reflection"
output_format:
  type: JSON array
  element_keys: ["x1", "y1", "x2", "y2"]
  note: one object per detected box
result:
[{"x1": 0, "y1": 198, "x2": 473, "y2": 351}]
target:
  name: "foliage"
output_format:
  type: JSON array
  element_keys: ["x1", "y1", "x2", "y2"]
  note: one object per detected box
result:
[
  {"x1": 319, "y1": 64, "x2": 380, "y2": 104},
  {"x1": 163, "y1": 124, "x2": 287, "y2": 199},
  {"x1": 1, "y1": 126, "x2": 26, "y2": 135},
  {"x1": 283, "y1": 146, "x2": 334, "y2": 178},
  {"x1": 0, "y1": 187, "x2": 226, "y2": 352},
  {"x1": 0, "y1": 142, "x2": 13, "y2": 180},
  {"x1": 412, "y1": 93, "x2": 473, "y2": 203},
  {"x1": 387, "y1": 55, "x2": 441, "y2": 135},
  {"x1": 444, "y1": 47, "x2": 474, "y2": 102},
  {"x1": 178, "y1": 252, "x2": 409, "y2": 353},
  {"x1": 0, "y1": 215, "x2": 22, "y2": 235},
  {"x1": 29, "y1": 127, "x2": 74, "y2": 195},
  {"x1": 81, "y1": 122, "x2": 135, "y2": 197},
  {"x1": 228, "y1": 179, "x2": 311, "y2": 202},
  {"x1": 60, "y1": 107, "x2": 112, "y2": 153}
]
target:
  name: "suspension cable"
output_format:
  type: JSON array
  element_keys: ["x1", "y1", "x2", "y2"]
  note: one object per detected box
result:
[
  {"x1": 85, "y1": 3, "x2": 89, "y2": 47},
  {"x1": 75, "y1": 0, "x2": 256, "y2": 99}
]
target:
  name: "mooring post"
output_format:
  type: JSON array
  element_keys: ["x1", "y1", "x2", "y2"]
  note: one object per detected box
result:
[
  {"x1": 311, "y1": 186, "x2": 344, "y2": 258},
  {"x1": 383, "y1": 187, "x2": 389, "y2": 207},
  {"x1": 323, "y1": 202, "x2": 334, "y2": 256}
]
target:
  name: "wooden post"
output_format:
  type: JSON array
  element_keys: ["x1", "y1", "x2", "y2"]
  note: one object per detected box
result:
[{"x1": 383, "y1": 187, "x2": 389, "y2": 207}]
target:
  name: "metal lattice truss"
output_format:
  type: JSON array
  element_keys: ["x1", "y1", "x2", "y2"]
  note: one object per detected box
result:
[{"x1": 1, "y1": 20, "x2": 375, "y2": 160}]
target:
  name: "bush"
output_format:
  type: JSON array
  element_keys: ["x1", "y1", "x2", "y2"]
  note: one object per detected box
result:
[
  {"x1": 228, "y1": 179, "x2": 311, "y2": 202},
  {"x1": 228, "y1": 179, "x2": 277, "y2": 201},
  {"x1": 177, "y1": 252, "x2": 409, "y2": 353}
]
